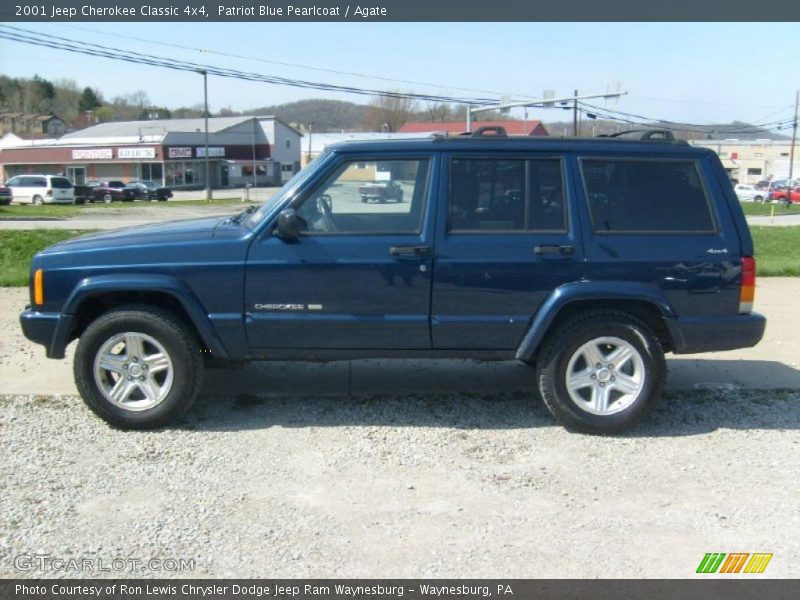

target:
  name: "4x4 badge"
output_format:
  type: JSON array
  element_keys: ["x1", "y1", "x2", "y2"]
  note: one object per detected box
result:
[{"x1": 706, "y1": 248, "x2": 729, "y2": 254}]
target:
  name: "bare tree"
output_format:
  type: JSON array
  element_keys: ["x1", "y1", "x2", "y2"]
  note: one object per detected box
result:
[{"x1": 361, "y1": 94, "x2": 417, "y2": 132}]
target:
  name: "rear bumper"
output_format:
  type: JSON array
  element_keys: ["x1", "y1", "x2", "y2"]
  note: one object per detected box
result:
[
  {"x1": 666, "y1": 312, "x2": 766, "y2": 354},
  {"x1": 19, "y1": 307, "x2": 69, "y2": 359}
]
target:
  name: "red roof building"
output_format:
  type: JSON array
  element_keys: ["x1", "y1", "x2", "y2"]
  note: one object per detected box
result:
[{"x1": 398, "y1": 120, "x2": 549, "y2": 136}]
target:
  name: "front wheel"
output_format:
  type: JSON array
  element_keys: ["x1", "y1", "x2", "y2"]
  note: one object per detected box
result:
[
  {"x1": 536, "y1": 310, "x2": 666, "y2": 434},
  {"x1": 74, "y1": 306, "x2": 204, "y2": 429},
  {"x1": 103, "y1": 193, "x2": 113, "y2": 203}
]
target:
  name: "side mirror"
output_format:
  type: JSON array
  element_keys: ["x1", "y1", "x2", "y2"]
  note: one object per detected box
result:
[{"x1": 274, "y1": 208, "x2": 304, "y2": 240}]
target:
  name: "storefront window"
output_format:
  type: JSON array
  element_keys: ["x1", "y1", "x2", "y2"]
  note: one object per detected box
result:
[{"x1": 165, "y1": 161, "x2": 205, "y2": 187}]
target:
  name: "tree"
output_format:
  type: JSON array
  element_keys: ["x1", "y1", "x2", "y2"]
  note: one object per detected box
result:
[
  {"x1": 78, "y1": 87, "x2": 102, "y2": 112},
  {"x1": 361, "y1": 94, "x2": 417, "y2": 132}
]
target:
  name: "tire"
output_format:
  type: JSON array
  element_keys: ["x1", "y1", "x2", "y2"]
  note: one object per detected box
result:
[
  {"x1": 535, "y1": 309, "x2": 666, "y2": 434},
  {"x1": 73, "y1": 305, "x2": 204, "y2": 429},
  {"x1": 103, "y1": 193, "x2": 113, "y2": 204},
  {"x1": 755, "y1": 195, "x2": 764, "y2": 203},
  {"x1": 32, "y1": 195, "x2": 44, "y2": 206}
]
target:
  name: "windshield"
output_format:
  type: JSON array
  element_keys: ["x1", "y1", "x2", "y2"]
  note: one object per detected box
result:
[{"x1": 245, "y1": 152, "x2": 333, "y2": 228}]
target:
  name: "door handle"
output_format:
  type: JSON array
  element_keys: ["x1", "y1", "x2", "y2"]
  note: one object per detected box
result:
[
  {"x1": 533, "y1": 244, "x2": 574, "y2": 255},
  {"x1": 389, "y1": 245, "x2": 432, "y2": 258}
]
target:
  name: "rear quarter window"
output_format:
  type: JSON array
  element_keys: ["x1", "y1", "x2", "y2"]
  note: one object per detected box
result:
[
  {"x1": 50, "y1": 177, "x2": 73, "y2": 188},
  {"x1": 580, "y1": 158, "x2": 715, "y2": 234}
]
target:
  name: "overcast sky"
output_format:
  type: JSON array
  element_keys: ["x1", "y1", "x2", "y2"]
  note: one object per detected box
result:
[{"x1": 0, "y1": 22, "x2": 798, "y2": 128}]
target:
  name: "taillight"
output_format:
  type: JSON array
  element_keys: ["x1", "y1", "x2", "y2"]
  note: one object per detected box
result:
[
  {"x1": 739, "y1": 257, "x2": 755, "y2": 314},
  {"x1": 46, "y1": 189, "x2": 53, "y2": 196}
]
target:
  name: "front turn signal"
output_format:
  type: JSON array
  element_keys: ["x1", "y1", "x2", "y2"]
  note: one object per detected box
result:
[{"x1": 33, "y1": 268, "x2": 44, "y2": 305}]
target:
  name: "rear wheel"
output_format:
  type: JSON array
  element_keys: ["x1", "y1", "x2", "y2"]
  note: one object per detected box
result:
[
  {"x1": 32, "y1": 195, "x2": 44, "y2": 206},
  {"x1": 103, "y1": 193, "x2": 113, "y2": 203},
  {"x1": 74, "y1": 306, "x2": 203, "y2": 429},
  {"x1": 536, "y1": 310, "x2": 666, "y2": 434}
]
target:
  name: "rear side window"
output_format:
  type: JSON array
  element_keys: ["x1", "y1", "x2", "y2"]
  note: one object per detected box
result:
[
  {"x1": 31, "y1": 177, "x2": 47, "y2": 187},
  {"x1": 581, "y1": 159, "x2": 715, "y2": 233},
  {"x1": 50, "y1": 177, "x2": 73, "y2": 188},
  {"x1": 449, "y1": 158, "x2": 566, "y2": 232}
]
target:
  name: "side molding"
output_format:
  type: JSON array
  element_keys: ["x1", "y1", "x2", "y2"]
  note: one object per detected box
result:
[{"x1": 515, "y1": 280, "x2": 675, "y2": 362}]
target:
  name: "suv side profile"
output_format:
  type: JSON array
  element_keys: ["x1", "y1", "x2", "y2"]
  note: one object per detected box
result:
[{"x1": 20, "y1": 131, "x2": 766, "y2": 433}]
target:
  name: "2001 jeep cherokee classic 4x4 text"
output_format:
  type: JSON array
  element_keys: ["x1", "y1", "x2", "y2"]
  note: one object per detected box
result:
[{"x1": 20, "y1": 129, "x2": 766, "y2": 433}]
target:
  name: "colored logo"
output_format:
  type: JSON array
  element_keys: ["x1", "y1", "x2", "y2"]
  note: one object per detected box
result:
[{"x1": 696, "y1": 552, "x2": 773, "y2": 574}]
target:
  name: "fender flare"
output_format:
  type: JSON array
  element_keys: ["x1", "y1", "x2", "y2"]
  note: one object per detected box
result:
[
  {"x1": 515, "y1": 280, "x2": 676, "y2": 362},
  {"x1": 50, "y1": 274, "x2": 230, "y2": 359}
]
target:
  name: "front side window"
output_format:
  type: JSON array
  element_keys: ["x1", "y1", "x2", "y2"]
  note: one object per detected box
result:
[
  {"x1": 449, "y1": 158, "x2": 566, "y2": 232},
  {"x1": 295, "y1": 158, "x2": 429, "y2": 234},
  {"x1": 581, "y1": 159, "x2": 715, "y2": 233},
  {"x1": 5, "y1": 176, "x2": 21, "y2": 186}
]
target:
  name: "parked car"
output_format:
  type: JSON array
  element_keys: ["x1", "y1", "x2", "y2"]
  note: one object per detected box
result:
[
  {"x1": 4, "y1": 174, "x2": 75, "y2": 205},
  {"x1": 770, "y1": 186, "x2": 800, "y2": 203},
  {"x1": 0, "y1": 185, "x2": 11, "y2": 206},
  {"x1": 126, "y1": 180, "x2": 172, "y2": 201},
  {"x1": 73, "y1": 184, "x2": 93, "y2": 205},
  {"x1": 20, "y1": 129, "x2": 766, "y2": 434},
  {"x1": 358, "y1": 180, "x2": 404, "y2": 203},
  {"x1": 86, "y1": 180, "x2": 136, "y2": 203},
  {"x1": 734, "y1": 184, "x2": 767, "y2": 202}
]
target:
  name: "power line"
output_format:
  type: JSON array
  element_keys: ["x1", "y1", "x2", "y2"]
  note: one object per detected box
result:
[
  {"x1": 47, "y1": 22, "x2": 539, "y2": 103},
  {"x1": 0, "y1": 25, "x2": 499, "y2": 106}
]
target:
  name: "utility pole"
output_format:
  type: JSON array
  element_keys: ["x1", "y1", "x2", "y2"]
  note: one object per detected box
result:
[
  {"x1": 201, "y1": 70, "x2": 211, "y2": 202},
  {"x1": 788, "y1": 89, "x2": 799, "y2": 195},
  {"x1": 307, "y1": 122, "x2": 313, "y2": 165},
  {"x1": 251, "y1": 117, "x2": 257, "y2": 194},
  {"x1": 573, "y1": 89, "x2": 579, "y2": 137}
]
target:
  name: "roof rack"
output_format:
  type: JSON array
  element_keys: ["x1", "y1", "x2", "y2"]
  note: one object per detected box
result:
[{"x1": 598, "y1": 129, "x2": 677, "y2": 141}]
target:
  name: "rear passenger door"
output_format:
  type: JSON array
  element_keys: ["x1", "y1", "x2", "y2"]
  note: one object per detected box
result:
[{"x1": 431, "y1": 154, "x2": 583, "y2": 349}]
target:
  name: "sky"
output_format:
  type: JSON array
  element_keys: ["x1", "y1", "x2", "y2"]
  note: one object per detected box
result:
[{"x1": 0, "y1": 22, "x2": 798, "y2": 129}]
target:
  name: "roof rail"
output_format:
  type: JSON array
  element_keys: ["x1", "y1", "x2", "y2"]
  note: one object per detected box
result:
[
  {"x1": 459, "y1": 126, "x2": 508, "y2": 138},
  {"x1": 599, "y1": 129, "x2": 677, "y2": 141}
]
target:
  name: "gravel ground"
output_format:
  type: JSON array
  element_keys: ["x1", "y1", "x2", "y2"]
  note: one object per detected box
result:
[{"x1": 1, "y1": 389, "x2": 799, "y2": 579}]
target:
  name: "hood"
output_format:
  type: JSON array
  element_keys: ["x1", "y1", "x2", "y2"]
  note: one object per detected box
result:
[{"x1": 40, "y1": 216, "x2": 226, "y2": 255}]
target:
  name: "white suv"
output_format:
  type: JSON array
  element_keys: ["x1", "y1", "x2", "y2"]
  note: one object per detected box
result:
[{"x1": 5, "y1": 174, "x2": 75, "y2": 205}]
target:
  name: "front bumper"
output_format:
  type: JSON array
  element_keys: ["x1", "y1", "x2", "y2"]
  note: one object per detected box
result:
[
  {"x1": 666, "y1": 312, "x2": 766, "y2": 354},
  {"x1": 20, "y1": 307, "x2": 69, "y2": 359}
]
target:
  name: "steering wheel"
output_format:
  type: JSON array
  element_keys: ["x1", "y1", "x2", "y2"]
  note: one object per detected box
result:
[{"x1": 316, "y1": 194, "x2": 336, "y2": 231}]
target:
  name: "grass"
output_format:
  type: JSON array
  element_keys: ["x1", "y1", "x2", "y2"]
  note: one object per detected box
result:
[
  {"x1": 0, "y1": 230, "x2": 92, "y2": 286},
  {"x1": 0, "y1": 198, "x2": 251, "y2": 219},
  {"x1": 750, "y1": 226, "x2": 800, "y2": 276},
  {"x1": 739, "y1": 201, "x2": 795, "y2": 217},
  {"x1": 2, "y1": 225, "x2": 799, "y2": 287}
]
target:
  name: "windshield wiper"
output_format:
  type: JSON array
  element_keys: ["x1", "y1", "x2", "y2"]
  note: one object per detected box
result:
[{"x1": 223, "y1": 205, "x2": 258, "y2": 225}]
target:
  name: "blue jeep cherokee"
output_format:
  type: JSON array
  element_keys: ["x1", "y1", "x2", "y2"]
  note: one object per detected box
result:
[{"x1": 19, "y1": 129, "x2": 766, "y2": 433}]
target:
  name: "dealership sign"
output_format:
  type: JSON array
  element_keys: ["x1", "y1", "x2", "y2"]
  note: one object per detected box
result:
[
  {"x1": 118, "y1": 147, "x2": 156, "y2": 159},
  {"x1": 72, "y1": 148, "x2": 112, "y2": 160},
  {"x1": 196, "y1": 146, "x2": 225, "y2": 157},
  {"x1": 168, "y1": 147, "x2": 192, "y2": 158}
]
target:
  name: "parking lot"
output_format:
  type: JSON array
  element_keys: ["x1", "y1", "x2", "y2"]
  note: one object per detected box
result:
[{"x1": 1, "y1": 278, "x2": 799, "y2": 578}]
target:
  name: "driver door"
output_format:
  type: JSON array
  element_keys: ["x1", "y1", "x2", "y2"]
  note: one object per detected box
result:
[{"x1": 244, "y1": 155, "x2": 436, "y2": 351}]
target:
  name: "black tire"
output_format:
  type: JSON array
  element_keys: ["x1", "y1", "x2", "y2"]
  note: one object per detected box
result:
[
  {"x1": 103, "y1": 193, "x2": 112, "y2": 203},
  {"x1": 535, "y1": 309, "x2": 666, "y2": 434},
  {"x1": 74, "y1": 305, "x2": 204, "y2": 429},
  {"x1": 32, "y1": 195, "x2": 44, "y2": 206}
]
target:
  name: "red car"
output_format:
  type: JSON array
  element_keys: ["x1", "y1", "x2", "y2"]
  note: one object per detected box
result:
[{"x1": 770, "y1": 186, "x2": 800, "y2": 203}]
